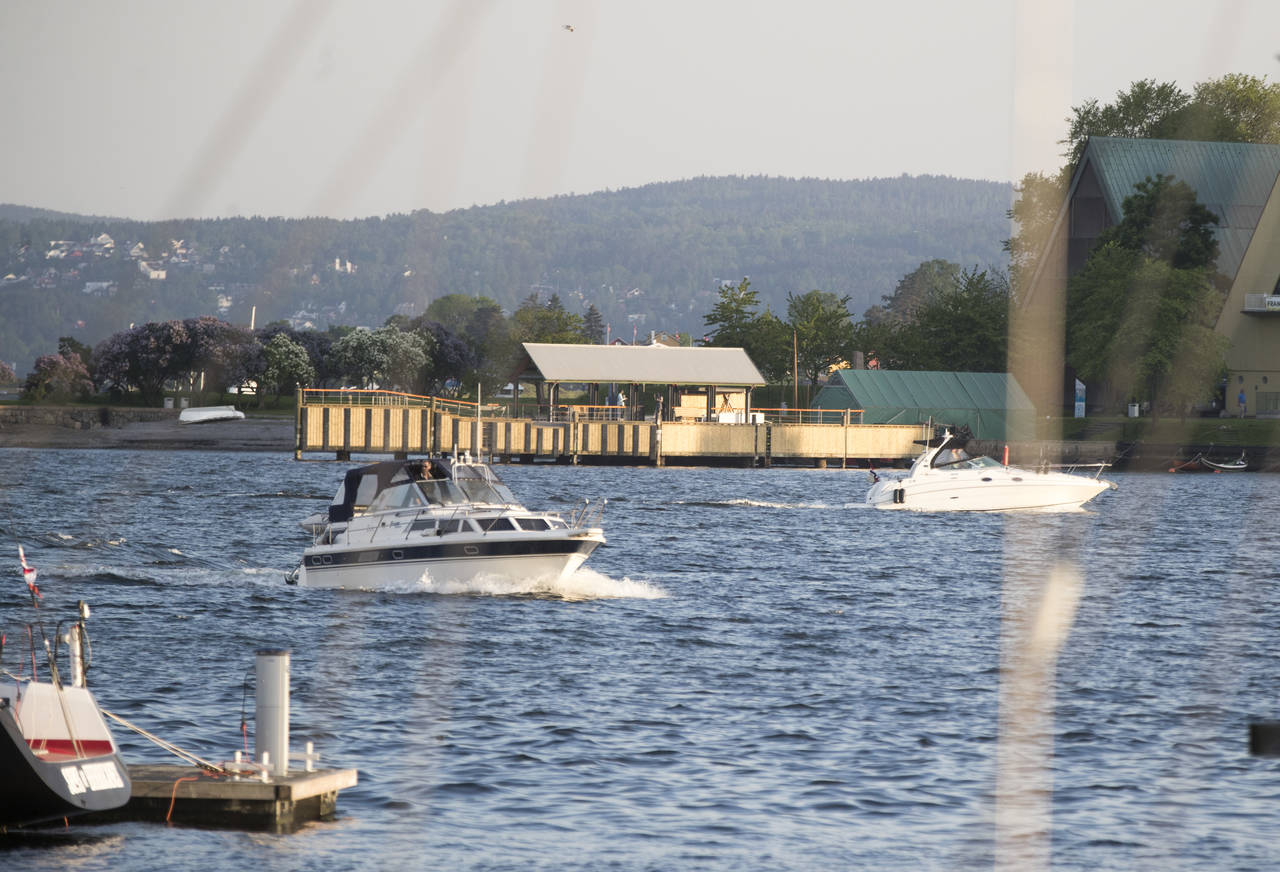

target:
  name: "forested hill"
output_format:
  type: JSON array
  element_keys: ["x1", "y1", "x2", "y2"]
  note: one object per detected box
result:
[{"x1": 0, "y1": 175, "x2": 1010, "y2": 373}]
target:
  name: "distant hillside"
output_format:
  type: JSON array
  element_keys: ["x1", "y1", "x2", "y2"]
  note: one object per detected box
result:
[
  {"x1": 0, "y1": 175, "x2": 1011, "y2": 373},
  {"x1": 0, "y1": 203, "x2": 122, "y2": 224}
]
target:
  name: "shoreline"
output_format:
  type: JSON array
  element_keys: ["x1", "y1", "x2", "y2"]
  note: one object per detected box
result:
[{"x1": 0, "y1": 416, "x2": 296, "y2": 452}]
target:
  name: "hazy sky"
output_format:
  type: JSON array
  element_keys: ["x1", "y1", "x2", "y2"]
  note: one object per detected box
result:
[{"x1": 3, "y1": 0, "x2": 1278, "y2": 221}]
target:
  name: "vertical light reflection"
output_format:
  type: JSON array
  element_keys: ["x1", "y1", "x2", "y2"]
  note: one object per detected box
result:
[{"x1": 996, "y1": 560, "x2": 1081, "y2": 871}]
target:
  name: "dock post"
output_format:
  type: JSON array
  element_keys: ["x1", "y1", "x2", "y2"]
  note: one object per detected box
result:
[{"x1": 256, "y1": 648, "x2": 291, "y2": 777}]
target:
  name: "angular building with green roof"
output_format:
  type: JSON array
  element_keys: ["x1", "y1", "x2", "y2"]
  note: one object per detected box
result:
[
  {"x1": 812, "y1": 370, "x2": 1035, "y2": 441},
  {"x1": 1022, "y1": 136, "x2": 1280, "y2": 417}
]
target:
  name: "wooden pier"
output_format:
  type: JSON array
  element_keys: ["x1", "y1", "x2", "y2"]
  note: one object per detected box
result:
[
  {"x1": 294, "y1": 390, "x2": 926, "y2": 466},
  {"x1": 86, "y1": 763, "x2": 358, "y2": 832}
]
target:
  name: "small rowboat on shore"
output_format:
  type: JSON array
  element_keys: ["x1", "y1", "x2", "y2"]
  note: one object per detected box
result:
[{"x1": 178, "y1": 405, "x2": 245, "y2": 424}]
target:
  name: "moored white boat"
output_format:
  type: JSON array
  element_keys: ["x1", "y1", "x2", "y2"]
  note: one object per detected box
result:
[
  {"x1": 289, "y1": 455, "x2": 605, "y2": 590},
  {"x1": 866, "y1": 429, "x2": 1115, "y2": 512},
  {"x1": 2, "y1": 551, "x2": 131, "y2": 827}
]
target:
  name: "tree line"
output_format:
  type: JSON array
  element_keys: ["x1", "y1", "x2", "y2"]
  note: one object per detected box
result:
[
  {"x1": 15, "y1": 294, "x2": 607, "y2": 406},
  {"x1": 0, "y1": 174, "x2": 1010, "y2": 377}
]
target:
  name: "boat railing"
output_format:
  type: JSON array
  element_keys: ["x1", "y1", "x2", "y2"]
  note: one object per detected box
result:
[{"x1": 569, "y1": 498, "x2": 607, "y2": 530}]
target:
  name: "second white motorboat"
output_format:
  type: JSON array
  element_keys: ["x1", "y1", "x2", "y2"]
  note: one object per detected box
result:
[
  {"x1": 866, "y1": 429, "x2": 1115, "y2": 512},
  {"x1": 288, "y1": 454, "x2": 605, "y2": 590}
]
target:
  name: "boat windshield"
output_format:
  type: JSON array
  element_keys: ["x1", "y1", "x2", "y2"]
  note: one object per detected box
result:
[
  {"x1": 418, "y1": 480, "x2": 470, "y2": 506},
  {"x1": 367, "y1": 482, "x2": 428, "y2": 512},
  {"x1": 933, "y1": 449, "x2": 1002, "y2": 470},
  {"x1": 455, "y1": 478, "x2": 518, "y2": 505}
]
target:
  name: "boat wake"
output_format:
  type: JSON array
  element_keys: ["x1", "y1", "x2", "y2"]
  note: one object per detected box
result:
[
  {"x1": 374, "y1": 566, "x2": 667, "y2": 601},
  {"x1": 678, "y1": 498, "x2": 844, "y2": 510}
]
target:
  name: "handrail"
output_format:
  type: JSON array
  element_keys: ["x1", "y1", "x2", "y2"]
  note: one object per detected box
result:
[{"x1": 300, "y1": 388, "x2": 488, "y2": 417}]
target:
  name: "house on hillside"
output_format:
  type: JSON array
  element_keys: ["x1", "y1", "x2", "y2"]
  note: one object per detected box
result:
[{"x1": 1022, "y1": 136, "x2": 1280, "y2": 417}]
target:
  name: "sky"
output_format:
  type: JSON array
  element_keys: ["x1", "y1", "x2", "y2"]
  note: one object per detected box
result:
[{"x1": 2, "y1": 0, "x2": 1279, "y2": 222}]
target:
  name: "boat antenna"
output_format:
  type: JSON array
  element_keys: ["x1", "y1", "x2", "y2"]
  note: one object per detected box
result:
[{"x1": 18, "y1": 545, "x2": 61, "y2": 687}]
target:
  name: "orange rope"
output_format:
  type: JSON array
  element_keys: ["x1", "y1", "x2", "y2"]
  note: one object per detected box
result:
[{"x1": 166, "y1": 776, "x2": 199, "y2": 823}]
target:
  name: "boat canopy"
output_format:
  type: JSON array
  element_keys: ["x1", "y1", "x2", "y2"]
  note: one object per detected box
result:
[{"x1": 328, "y1": 458, "x2": 519, "y2": 522}]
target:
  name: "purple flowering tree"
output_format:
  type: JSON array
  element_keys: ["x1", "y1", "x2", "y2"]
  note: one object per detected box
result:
[
  {"x1": 94, "y1": 321, "x2": 190, "y2": 405},
  {"x1": 21, "y1": 353, "x2": 94, "y2": 402}
]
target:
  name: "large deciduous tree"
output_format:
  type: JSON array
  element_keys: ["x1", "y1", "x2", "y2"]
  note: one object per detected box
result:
[
  {"x1": 261, "y1": 332, "x2": 316, "y2": 400},
  {"x1": 512, "y1": 293, "x2": 586, "y2": 344},
  {"x1": 21, "y1": 353, "x2": 94, "y2": 402},
  {"x1": 787, "y1": 290, "x2": 853, "y2": 388},
  {"x1": 95, "y1": 320, "x2": 190, "y2": 405},
  {"x1": 849, "y1": 263, "x2": 1009, "y2": 372}
]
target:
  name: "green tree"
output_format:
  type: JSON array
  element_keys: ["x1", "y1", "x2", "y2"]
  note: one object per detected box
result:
[
  {"x1": 850, "y1": 266, "x2": 1009, "y2": 372},
  {"x1": 0, "y1": 360, "x2": 16, "y2": 385},
  {"x1": 787, "y1": 290, "x2": 853, "y2": 387},
  {"x1": 261, "y1": 332, "x2": 316, "y2": 400},
  {"x1": 512, "y1": 293, "x2": 585, "y2": 344},
  {"x1": 911, "y1": 268, "x2": 1010, "y2": 372},
  {"x1": 331, "y1": 329, "x2": 383, "y2": 389},
  {"x1": 1004, "y1": 171, "x2": 1068, "y2": 295},
  {"x1": 1064, "y1": 79, "x2": 1191, "y2": 165},
  {"x1": 583, "y1": 304, "x2": 605, "y2": 344},
  {"x1": 702, "y1": 278, "x2": 759, "y2": 348},
  {"x1": 1095, "y1": 174, "x2": 1219, "y2": 269},
  {"x1": 1066, "y1": 176, "x2": 1227, "y2": 413},
  {"x1": 863, "y1": 260, "x2": 962, "y2": 324}
]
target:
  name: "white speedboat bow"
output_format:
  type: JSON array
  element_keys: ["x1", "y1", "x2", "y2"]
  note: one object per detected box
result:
[
  {"x1": 288, "y1": 455, "x2": 605, "y2": 590},
  {"x1": 866, "y1": 429, "x2": 1115, "y2": 512}
]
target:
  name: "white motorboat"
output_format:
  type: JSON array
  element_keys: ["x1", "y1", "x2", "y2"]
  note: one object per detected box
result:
[
  {"x1": 865, "y1": 429, "x2": 1115, "y2": 512},
  {"x1": 288, "y1": 455, "x2": 606, "y2": 590},
  {"x1": 2, "y1": 551, "x2": 131, "y2": 827}
]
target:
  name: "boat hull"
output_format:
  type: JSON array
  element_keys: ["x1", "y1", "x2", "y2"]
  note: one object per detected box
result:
[
  {"x1": 0, "y1": 693, "x2": 131, "y2": 827},
  {"x1": 295, "y1": 533, "x2": 602, "y2": 590},
  {"x1": 867, "y1": 471, "x2": 1110, "y2": 512}
]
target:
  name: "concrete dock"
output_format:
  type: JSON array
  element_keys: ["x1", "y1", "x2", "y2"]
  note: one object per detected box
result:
[{"x1": 87, "y1": 764, "x2": 358, "y2": 832}]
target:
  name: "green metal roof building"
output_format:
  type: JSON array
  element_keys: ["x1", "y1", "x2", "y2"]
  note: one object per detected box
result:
[
  {"x1": 1059, "y1": 137, "x2": 1280, "y2": 281},
  {"x1": 812, "y1": 370, "x2": 1035, "y2": 440}
]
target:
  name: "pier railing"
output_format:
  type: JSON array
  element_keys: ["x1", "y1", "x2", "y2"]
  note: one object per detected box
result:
[{"x1": 295, "y1": 389, "x2": 917, "y2": 465}]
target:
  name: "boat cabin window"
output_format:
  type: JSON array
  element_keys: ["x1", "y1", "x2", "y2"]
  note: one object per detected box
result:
[
  {"x1": 516, "y1": 517, "x2": 550, "y2": 531},
  {"x1": 476, "y1": 517, "x2": 515, "y2": 532},
  {"x1": 367, "y1": 482, "x2": 427, "y2": 512},
  {"x1": 435, "y1": 519, "x2": 471, "y2": 534}
]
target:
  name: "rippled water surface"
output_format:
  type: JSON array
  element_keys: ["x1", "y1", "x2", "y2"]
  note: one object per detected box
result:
[{"x1": 2, "y1": 448, "x2": 1278, "y2": 870}]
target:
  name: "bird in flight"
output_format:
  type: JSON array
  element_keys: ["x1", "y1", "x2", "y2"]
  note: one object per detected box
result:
[{"x1": 563, "y1": 24, "x2": 574, "y2": 32}]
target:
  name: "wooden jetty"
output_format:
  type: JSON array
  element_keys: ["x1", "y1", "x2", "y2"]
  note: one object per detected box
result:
[
  {"x1": 86, "y1": 763, "x2": 358, "y2": 832},
  {"x1": 294, "y1": 389, "x2": 926, "y2": 466}
]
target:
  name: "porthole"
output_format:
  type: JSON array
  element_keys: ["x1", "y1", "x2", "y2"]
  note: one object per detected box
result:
[
  {"x1": 322, "y1": 555, "x2": 333, "y2": 565},
  {"x1": 310, "y1": 556, "x2": 322, "y2": 566},
  {"x1": 464, "y1": 545, "x2": 479, "y2": 556},
  {"x1": 392, "y1": 550, "x2": 404, "y2": 560}
]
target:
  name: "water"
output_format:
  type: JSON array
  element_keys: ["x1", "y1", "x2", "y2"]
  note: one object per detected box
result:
[{"x1": 2, "y1": 448, "x2": 1278, "y2": 870}]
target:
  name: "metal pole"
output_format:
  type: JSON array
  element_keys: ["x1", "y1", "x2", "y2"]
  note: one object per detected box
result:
[{"x1": 256, "y1": 648, "x2": 290, "y2": 777}]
